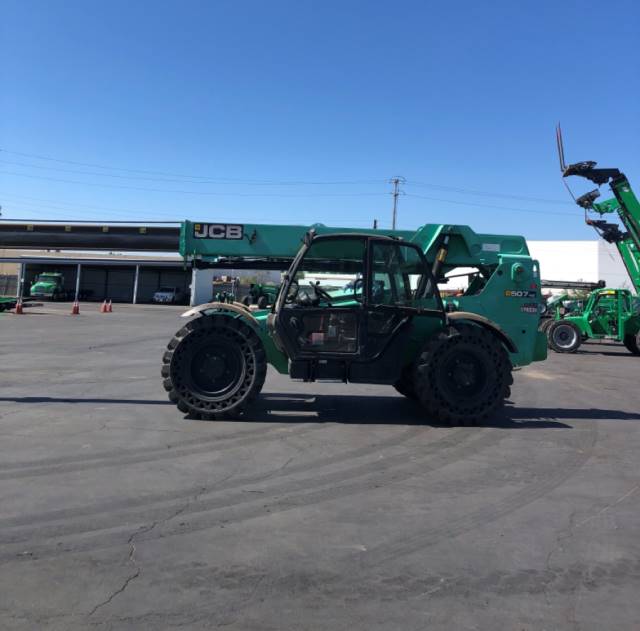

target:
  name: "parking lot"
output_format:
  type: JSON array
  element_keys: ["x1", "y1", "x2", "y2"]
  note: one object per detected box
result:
[{"x1": 1, "y1": 303, "x2": 639, "y2": 630}]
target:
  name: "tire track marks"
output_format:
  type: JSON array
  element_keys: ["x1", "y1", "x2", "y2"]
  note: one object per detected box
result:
[
  {"x1": 0, "y1": 422, "x2": 318, "y2": 480},
  {"x1": 0, "y1": 427, "x2": 500, "y2": 561},
  {"x1": 0, "y1": 426, "x2": 425, "y2": 533},
  {"x1": 358, "y1": 419, "x2": 599, "y2": 567}
]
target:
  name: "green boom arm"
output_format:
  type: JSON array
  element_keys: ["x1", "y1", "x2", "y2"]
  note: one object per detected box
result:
[
  {"x1": 180, "y1": 220, "x2": 530, "y2": 270},
  {"x1": 560, "y1": 161, "x2": 640, "y2": 294}
]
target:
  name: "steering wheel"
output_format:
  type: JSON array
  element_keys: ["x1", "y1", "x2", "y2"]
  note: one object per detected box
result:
[
  {"x1": 353, "y1": 278, "x2": 364, "y2": 301},
  {"x1": 309, "y1": 281, "x2": 333, "y2": 303}
]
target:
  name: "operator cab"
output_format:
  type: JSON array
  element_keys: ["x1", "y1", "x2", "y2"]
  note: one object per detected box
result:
[{"x1": 271, "y1": 233, "x2": 445, "y2": 383}]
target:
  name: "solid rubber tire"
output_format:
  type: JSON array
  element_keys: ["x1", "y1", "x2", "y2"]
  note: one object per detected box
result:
[
  {"x1": 393, "y1": 368, "x2": 418, "y2": 400},
  {"x1": 413, "y1": 323, "x2": 512, "y2": 425},
  {"x1": 162, "y1": 314, "x2": 267, "y2": 420}
]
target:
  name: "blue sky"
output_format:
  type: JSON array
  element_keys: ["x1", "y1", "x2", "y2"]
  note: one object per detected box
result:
[{"x1": 1, "y1": 0, "x2": 638, "y2": 239}]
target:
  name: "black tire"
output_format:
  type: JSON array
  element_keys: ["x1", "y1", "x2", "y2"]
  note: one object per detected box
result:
[
  {"x1": 547, "y1": 320, "x2": 582, "y2": 353},
  {"x1": 242, "y1": 295, "x2": 252, "y2": 306},
  {"x1": 539, "y1": 318, "x2": 554, "y2": 334},
  {"x1": 623, "y1": 332, "x2": 640, "y2": 356},
  {"x1": 413, "y1": 323, "x2": 512, "y2": 425},
  {"x1": 394, "y1": 368, "x2": 418, "y2": 400},
  {"x1": 257, "y1": 295, "x2": 269, "y2": 309},
  {"x1": 161, "y1": 314, "x2": 267, "y2": 420}
]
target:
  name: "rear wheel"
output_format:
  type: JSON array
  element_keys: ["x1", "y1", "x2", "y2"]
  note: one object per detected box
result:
[
  {"x1": 413, "y1": 324, "x2": 512, "y2": 425},
  {"x1": 242, "y1": 295, "x2": 252, "y2": 306},
  {"x1": 623, "y1": 332, "x2": 640, "y2": 356},
  {"x1": 162, "y1": 314, "x2": 267, "y2": 419},
  {"x1": 548, "y1": 321, "x2": 582, "y2": 353},
  {"x1": 539, "y1": 318, "x2": 554, "y2": 334}
]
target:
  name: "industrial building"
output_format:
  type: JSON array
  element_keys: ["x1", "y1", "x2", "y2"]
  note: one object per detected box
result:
[{"x1": 0, "y1": 250, "x2": 190, "y2": 304}]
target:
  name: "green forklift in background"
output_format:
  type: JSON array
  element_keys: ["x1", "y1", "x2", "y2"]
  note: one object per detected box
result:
[
  {"x1": 545, "y1": 287, "x2": 639, "y2": 354},
  {"x1": 538, "y1": 279, "x2": 604, "y2": 335},
  {"x1": 241, "y1": 282, "x2": 280, "y2": 309},
  {"x1": 551, "y1": 126, "x2": 640, "y2": 355}
]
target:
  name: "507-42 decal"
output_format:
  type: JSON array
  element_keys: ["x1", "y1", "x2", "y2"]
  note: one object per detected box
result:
[{"x1": 504, "y1": 289, "x2": 537, "y2": 299}]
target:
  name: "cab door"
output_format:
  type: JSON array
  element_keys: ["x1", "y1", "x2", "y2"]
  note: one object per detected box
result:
[{"x1": 273, "y1": 236, "x2": 367, "y2": 377}]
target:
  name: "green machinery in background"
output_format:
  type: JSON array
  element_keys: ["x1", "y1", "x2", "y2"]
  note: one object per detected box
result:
[
  {"x1": 241, "y1": 283, "x2": 280, "y2": 308},
  {"x1": 538, "y1": 279, "x2": 605, "y2": 334},
  {"x1": 543, "y1": 127, "x2": 640, "y2": 355},
  {"x1": 544, "y1": 287, "x2": 639, "y2": 354},
  {"x1": 29, "y1": 272, "x2": 68, "y2": 300},
  {"x1": 161, "y1": 220, "x2": 547, "y2": 425}
]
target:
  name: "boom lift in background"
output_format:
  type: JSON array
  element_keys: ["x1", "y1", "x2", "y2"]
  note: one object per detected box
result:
[{"x1": 162, "y1": 221, "x2": 547, "y2": 425}]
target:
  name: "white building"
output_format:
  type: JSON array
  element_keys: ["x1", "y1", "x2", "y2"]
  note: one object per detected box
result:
[{"x1": 528, "y1": 240, "x2": 634, "y2": 290}]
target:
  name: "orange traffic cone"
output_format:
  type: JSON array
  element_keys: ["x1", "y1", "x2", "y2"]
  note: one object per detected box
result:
[
  {"x1": 71, "y1": 300, "x2": 80, "y2": 315},
  {"x1": 14, "y1": 299, "x2": 24, "y2": 315},
  {"x1": 100, "y1": 300, "x2": 108, "y2": 313},
  {"x1": 107, "y1": 300, "x2": 113, "y2": 313}
]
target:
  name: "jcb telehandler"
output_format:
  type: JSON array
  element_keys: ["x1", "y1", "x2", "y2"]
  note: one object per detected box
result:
[{"x1": 162, "y1": 221, "x2": 547, "y2": 425}]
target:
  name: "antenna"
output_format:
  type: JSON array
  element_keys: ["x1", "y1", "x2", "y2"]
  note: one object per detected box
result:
[{"x1": 556, "y1": 123, "x2": 567, "y2": 172}]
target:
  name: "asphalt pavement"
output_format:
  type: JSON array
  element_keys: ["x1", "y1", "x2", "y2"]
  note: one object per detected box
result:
[{"x1": 1, "y1": 303, "x2": 639, "y2": 630}]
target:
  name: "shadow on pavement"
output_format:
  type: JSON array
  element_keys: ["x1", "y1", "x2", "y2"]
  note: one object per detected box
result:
[
  {"x1": 243, "y1": 394, "x2": 576, "y2": 428},
  {"x1": 3, "y1": 394, "x2": 637, "y2": 426},
  {"x1": 0, "y1": 396, "x2": 171, "y2": 405},
  {"x1": 505, "y1": 406, "x2": 640, "y2": 421},
  {"x1": 575, "y1": 349, "x2": 637, "y2": 358}
]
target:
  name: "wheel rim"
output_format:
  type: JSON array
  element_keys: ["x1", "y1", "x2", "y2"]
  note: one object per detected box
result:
[
  {"x1": 440, "y1": 350, "x2": 488, "y2": 400},
  {"x1": 189, "y1": 340, "x2": 245, "y2": 399},
  {"x1": 552, "y1": 324, "x2": 578, "y2": 349}
]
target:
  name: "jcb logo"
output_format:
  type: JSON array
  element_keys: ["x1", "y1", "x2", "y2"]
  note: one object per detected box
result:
[{"x1": 193, "y1": 223, "x2": 244, "y2": 240}]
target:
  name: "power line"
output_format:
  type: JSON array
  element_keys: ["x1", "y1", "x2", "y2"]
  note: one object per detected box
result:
[
  {"x1": 0, "y1": 149, "x2": 382, "y2": 186},
  {"x1": 404, "y1": 193, "x2": 582, "y2": 216},
  {"x1": 406, "y1": 179, "x2": 572, "y2": 205},
  {"x1": 0, "y1": 171, "x2": 387, "y2": 197}
]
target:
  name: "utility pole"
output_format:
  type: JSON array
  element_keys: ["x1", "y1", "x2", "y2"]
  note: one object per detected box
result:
[{"x1": 389, "y1": 176, "x2": 405, "y2": 230}]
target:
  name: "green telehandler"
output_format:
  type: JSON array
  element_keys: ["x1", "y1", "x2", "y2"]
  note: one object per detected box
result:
[
  {"x1": 162, "y1": 221, "x2": 547, "y2": 425},
  {"x1": 241, "y1": 282, "x2": 280, "y2": 309},
  {"x1": 551, "y1": 126, "x2": 640, "y2": 355},
  {"x1": 545, "y1": 287, "x2": 639, "y2": 354}
]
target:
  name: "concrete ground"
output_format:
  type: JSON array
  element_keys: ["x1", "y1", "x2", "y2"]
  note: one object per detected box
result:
[{"x1": 1, "y1": 303, "x2": 639, "y2": 630}]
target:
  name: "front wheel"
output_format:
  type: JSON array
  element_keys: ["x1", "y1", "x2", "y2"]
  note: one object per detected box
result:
[
  {"x1": 414, "y1": 324, "x2": 512, "y2": 425},
  {"x1": 623, "y1": 332, "x2": 640, "y2": 356},
  {"x1": 547, "y1": 321, "x2": 582, "y2": 353},
  {"x1": 162, "y1": 314, "x2": 267, "y2": 420}
]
